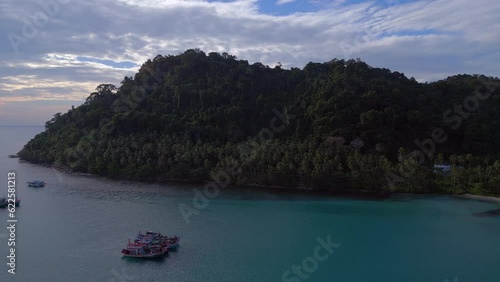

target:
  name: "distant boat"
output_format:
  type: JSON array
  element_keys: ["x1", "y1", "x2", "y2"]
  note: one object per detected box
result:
[
  {"x1": 137, "y1": 231, "x2": 180, "y2": 250},
  {"x1": 121, "y1": 230, "x2": 180, "y2": 257},
  {"x1": 121, "y1": 232, "x2": 171, "y2": 258},
  {"x1": 27, "y1": 180, "x2": 45, "y2": 187},
  {"x1": 0, "y1": 198, "x2": 20, "y2": 207},
  {"x1": 8, "y1": 154, "x2": 19, "y2": 158}
]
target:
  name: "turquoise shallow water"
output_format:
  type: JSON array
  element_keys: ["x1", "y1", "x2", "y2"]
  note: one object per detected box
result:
[{"x1": 0, "y1": 126, "x2": 499, "y2": 282}]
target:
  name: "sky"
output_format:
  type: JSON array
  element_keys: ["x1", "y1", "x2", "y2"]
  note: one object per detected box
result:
[{"x1": 0, "y1": 0, "x2": 499, "y2": 125}]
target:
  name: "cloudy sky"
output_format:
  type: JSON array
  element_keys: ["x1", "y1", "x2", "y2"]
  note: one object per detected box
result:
[{"x1": 1, "y1": 0, "x2": 499, "y2": 125}]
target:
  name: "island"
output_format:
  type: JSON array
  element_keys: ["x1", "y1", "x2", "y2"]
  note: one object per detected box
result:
[{"x1": 18, "y1": 49, "x2": 500, "y2": 197}]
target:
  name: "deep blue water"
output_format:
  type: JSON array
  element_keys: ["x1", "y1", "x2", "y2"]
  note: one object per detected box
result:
[{"x1": 0, "y1": 126, "x2": 499, "y2": 282}]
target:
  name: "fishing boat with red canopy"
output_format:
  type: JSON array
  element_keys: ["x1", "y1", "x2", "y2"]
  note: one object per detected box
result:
[
  {"x1": 121, "y1": 230, "x2": 180, "y2": 258},
  {"x1": 136, "y1": 231, "x2": 180, "y2": 250}
]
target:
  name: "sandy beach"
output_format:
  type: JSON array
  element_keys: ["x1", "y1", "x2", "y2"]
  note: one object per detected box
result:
[{"x1": 455, "y1": 194, "x2": 500, "y2": 204}]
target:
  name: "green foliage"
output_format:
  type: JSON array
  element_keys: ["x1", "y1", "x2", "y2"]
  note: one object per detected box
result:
[{"x1": 17, "y1": 50, "x2": 500, "y2": 195}]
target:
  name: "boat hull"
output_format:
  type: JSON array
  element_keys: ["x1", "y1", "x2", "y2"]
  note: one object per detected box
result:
[
  {"x1": 121, "y1": 248, "x2": 168, "y2": 258},
  {"x1": 122, "y1": 252, "x2": 167, "y2": 258}
]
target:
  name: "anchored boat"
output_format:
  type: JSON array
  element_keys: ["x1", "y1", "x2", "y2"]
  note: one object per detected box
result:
[
  {"x1": 137, "y1": 231, "x2": 180, "y2": 250},
  {"x1": 27, "y1": 180, "x2": 45, "y2": 187},
  {"x1": 121, "y1": 230, "x2": 180, "y2": 258}
]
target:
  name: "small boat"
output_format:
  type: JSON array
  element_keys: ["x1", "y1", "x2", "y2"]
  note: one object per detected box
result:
[
  {"x1": 121, "y1": 245, "x2": 168, "y2": 258},
  {"x1": 0, "y1": 198, "x2": 20, "y2": 207},
  {"x1": 128, "y1": 238, "x2": 169, "y2": 249},
  {"x1": 137, "y1": 231, "x2": 180, "y2": 249},
  {"x1": 8, "y1": 154, "x2": 19, "y2": 158},
  {"x1": 27, "y1": 180, "x2": 45, "y2": 187}
]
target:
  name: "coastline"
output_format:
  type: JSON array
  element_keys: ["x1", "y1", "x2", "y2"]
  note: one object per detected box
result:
[
  {"x1": 17, "y1": 158, "x2": 500, "y2": 202},
  {"x1": 454, "y1": 194, "x2": 500, "y2": 204},
  {"x1": 19, "y1": 160, "x2": 399, "y2": 199}
]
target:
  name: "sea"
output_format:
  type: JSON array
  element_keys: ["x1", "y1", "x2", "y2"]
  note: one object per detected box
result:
[{"x1": 0, "y1": 125, "x2": 499, "y2": 282}]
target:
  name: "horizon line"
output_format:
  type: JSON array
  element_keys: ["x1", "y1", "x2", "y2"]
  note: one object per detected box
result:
[{"x1": 0, "y1": 124, "x2": 44, "y2": 127}]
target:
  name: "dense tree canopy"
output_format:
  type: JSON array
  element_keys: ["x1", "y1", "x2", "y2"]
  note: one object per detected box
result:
[{"x1": 18, "y1": 49, "x2": 500, "y2": 195}]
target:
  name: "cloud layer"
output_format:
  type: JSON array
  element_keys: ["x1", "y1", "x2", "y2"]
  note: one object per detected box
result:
[{"x1": 1, "y1": 0, "x2": 499, "y2": 125}]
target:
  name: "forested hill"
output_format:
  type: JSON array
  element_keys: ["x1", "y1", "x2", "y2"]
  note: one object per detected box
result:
[{"x1": 19, "y1": 49, "x2": 500, "y2": 195}]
